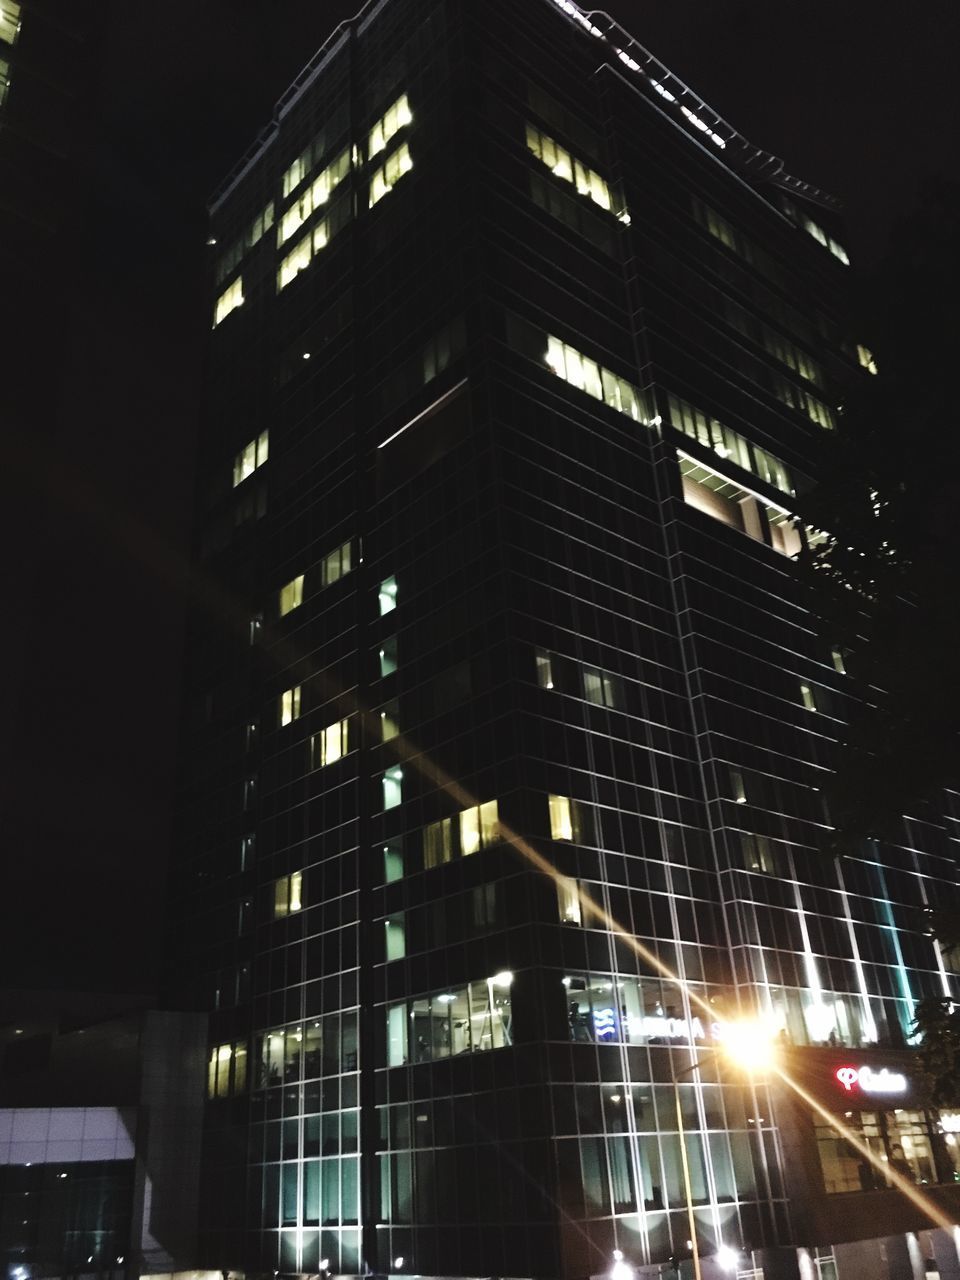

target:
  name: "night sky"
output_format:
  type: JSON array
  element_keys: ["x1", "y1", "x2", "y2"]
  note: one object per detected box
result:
[{"x1": 3, "y1": 0, "x2": 956, "y2": 997}]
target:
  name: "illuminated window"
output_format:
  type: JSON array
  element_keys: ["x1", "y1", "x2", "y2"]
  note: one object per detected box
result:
[
  {"x1": 382, "y1": 766, "x2": 402, "y2": 810},
  {"x1": 386, "y1": 972, "x2": 513, "y2": 1065},
  {"x1": 368, "y1": 93, "x2": 412, "y2": 159},
  {"x1": 274, "y1": 871, "x2": 303, "y2": 919},
  {"x1": 679, "y1": 454, "x2": 803, "y2": 558},
  {"x1": 369, "y1": 142, "x2": 413, "y2": 208},
  {"x1": 525, "y1": 123, "x2": 628, "y2": 222},
  {"x1": 312, "y1": 718, "x2": 350, "y2": 767},
  {"x1": 0, "y1": 54, "x2": 8, "y2": 104},
  {"x1": 545, "y1": 335, "x2": 648, "y2": 422},
  {"x1": 214, "y1": 201, "x2": 274, "y2": 286},
  {"x1": 279, "y1": 574, "x2": 304, "y2": 617},
  {"x1": 214, "y1": 277, "x2": 244, "y2": 327},
  {"x1": 800, "y1": 683, "x2": 818, "y2": 712},
  {"x1": 0, "y1": 3, "x2": 20, "y2": 47},
  {"x1": 379, "y1": 636, "x2": 398, "y2": 677},
  {"x1": 423, "y1": 816, "x2": 454, "y2": 868},
  {"x1": 384, "y1": 841, "x2": 404, "y2": 883},
  {"x1": 278, "y1": 217, "x2": 330, "y2": 291},
  {"x1": 232, "y1": 430, "x2": 269, "y2": 486},
  {"x1": 557, "y1": 876, "x2": 583, "y2": 925},
  {"x1": 243, "y1": 777, "x2": 256, "y2": 810},
  {"x1": 667, "y1": 395, "x2": 797, "y2": 499},
  {"x1": 741, "y1": 833, "x2": 775, "y2": 873},
  {"x1": 459, "y1": 801, "x2": 499, "y2": 856},
  {"x1": 240, "y1": 834, "x2": 256, "y2": 871},
  {"x1": 321, "y1": 539, "x2": 353, "y2": 586},
  {"x1": 549, "y1": 794, "x2": 575, "y2": 842},
  {"x1": 280, "y1": 686, "x2": 302, "y2": 726},
  {"x1": 378, "y1": 575, "x2": 398, "y2": 615},
  {"x1": 207, "y1": 1041, "x2": 247, "y2": 1099},
  {"x1": 380, "y1": 700, "x2": 399, "y2": 743},
  {"x1": 831, "y1": 648, "x2": 847, "y2": 675},
  {"x1": 536, "y1": 649, "x2": 554, "y2": 689},
  {"x1": 583, "y1": 667, "x2": 621, "y2": 709},
  {"x1": 857, "y1": 344, "x2": 879, "y2": 375},
  {"x1": 730, "y1": 769, "x2": 747, "y2": 804},
  {"x1": 385, "y1": 914, "x2": 406, "y2": 961},
  {"x1": 248, "y1": 614, "x2": 262, "y2": 646},
  {"x1": 279, "y1": 148, "x2": 351, "y2": 245}
]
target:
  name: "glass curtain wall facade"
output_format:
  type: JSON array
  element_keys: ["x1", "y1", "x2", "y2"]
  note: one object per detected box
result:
[{"x1": 172, "y1": 1, "x2": 960, "y2": 1278}]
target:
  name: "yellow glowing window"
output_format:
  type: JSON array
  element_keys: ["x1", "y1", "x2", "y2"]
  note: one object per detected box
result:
[
  {"x1": 214, "y1": 277, "x2": 244, "y2": 327},
  {"x1": 423, "y1": 816, "x2": 453, "y2": 868},
  {"x1": 368, "y1": 93, "x2": 413, "y2": 160},
  {"x1": 322, "y1": 540, "x2": 353, "y2": 586},
  {"x1": 459, "y1": 801, "x2": 499, "y2": 856},
  {"x1": 274, "y1": 871, "x2": 303, "y2": 919},
  {"x1": 369, "y1": 143, "x2": 413, "y2": 208},
  {"x1": 278, "y1": 218, "x2": 330, "y2": 291},
  {"x1": 545, "y1": 335, "x2": 647, "y2": 422},
  {"x1": 525, "y1": 124, "x2": 624, "y2": 220},
  {"x1": 557, "y1": 876, "x2": 582, "y2": 925},
  {"x1": 279, "y1": 575, "x2": 304, "y2": 617},
  {"x1": 857, "y1": 344, "x2": 879, "y2": 375},
  {"x1": 313, "y1": 719, "x2": 349, "y2": 767},
  {"x1": 279, "y1": 149, "x2": 351, "y2": 245},
  {"x1": 232, "y1": 430, "x2": 269, "y2": 487},
  {"x1": 0, "y1": 2, "x2": 20, "y2": 46},
  {"x1": 549, "y1": 794, "x2": 574, "y2": 842},
  {"x1": 280, "y1": 686, "x2": 302, "y2": 726},
  {"x1": 380, "y1": 703, "x2": 399, "y2": 742}
]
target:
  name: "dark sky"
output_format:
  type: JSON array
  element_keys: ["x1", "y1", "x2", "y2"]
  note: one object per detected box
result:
[{"x1": 3, "y1": 0, "x2": 955, "y2": 997}]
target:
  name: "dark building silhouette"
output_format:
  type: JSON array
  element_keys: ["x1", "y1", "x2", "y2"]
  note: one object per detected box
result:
[{"x1": 172, "y1": 2, "x2": 960, "y2": 1278}]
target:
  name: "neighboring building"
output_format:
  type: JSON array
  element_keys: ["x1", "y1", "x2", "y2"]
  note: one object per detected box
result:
[
  {"x1": 0, "y1": 996, "x2": 207, "y2": 1280},
  {"x1": 172, "y1": 1, "x2": 960, "y2": 1278}
]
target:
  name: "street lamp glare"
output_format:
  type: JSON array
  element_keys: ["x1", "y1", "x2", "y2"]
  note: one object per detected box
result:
[
  {"x1": 718, "y1": 1017, "x2": 779, "y2": 1073},
  {"x1": 716, "y1": 1243, "x2": 739, "y2": 1272}
]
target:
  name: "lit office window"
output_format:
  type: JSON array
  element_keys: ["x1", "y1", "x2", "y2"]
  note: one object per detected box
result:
[
  {"x1": 557, "y1": 876, "x2": 583, "y2": 925},
  {"x1": 549, "y1": 794, "x2": 575, "y2": 842},
  {"x1": 536, "y1": 649, "x2": 555, "y2": 689},
  {"x1": 0, "y1": 55, "x2": 8, "y2": 104},
  {"x1": 0, "y1": 3, "x2": 20, "y2": 47},
  {"x1": 741, "y1": 832, "x2": 776, "y2": 874},
  {"x1": 800, "y1": 683, "x2": 819, "y2": 712},
  {"x1": 525, "y1": 124, "x2": 629, "y2": 222},
  {"x1": 279, "y1": 148, "x2": 351, "y2": 245},
  {"x1": 274, "y1": 871, "x2": 303, "y2": 919},
  {"x1": 423, "y1": 816, "x2": 453, "y2": 868},
  {"x1": 313, "y1": 718, "x2": 350, "y2": 767},
  {"x1": 321, "y1": 539, "x2": 353, "y2": 586},
  {"x1": 379, "y1": 636, "x2": 398, "y2": 678},
  {"x1": 214, "y1": 277, "x2": 244, "y2": 327},
  {"x1": 378, "y1": 575, "x2": 398, "y2": 615},
  {"x1": 368, "y1": 93, "x2": 412, "y2": 159},
  {"x1": 213, "y1": 201, "x2": 275, "y2": 286},
  {"x1": 240, "y1": 834, "x2": 256, "y2": 871},
  {"x1": 380, "y1": 701, "x2": 399, "y2": 743},
  {"x1": 667, "y1": 392, "x2": 796, "y2": 497},
  {"x1": 207, "y1": 1041, "x2": 247, "y2": 1099},
  {"x1": 369, "y1": 143, "x2": 413, "y2": 208},
  {"x1": 386, "y1": 971, "x2": 513, "y2": 1065},
  {"x1": 729, "y1": 768, "x2": 747, "y2": 804},
  {"x1": 385, "y1": 914, "x2": 406, "y2": 961},
  {"x1": 831, "y1": 648, "x2": 847, "y2": 675},
  {"x1": 459, "y1": 801, "x2": 499, "y2": 856},
  {"x1": 583, "y1": 667, "x2": 621, "y2": 709},
  {"x1": 857, "y1": 344, "x2": 879, "y2": 375},
  {"x1": 278, "y1": 218, "x2": 330, "y2": 291},
  {"x1": 382, "y1": 766, "x2": 403, "y2": 810},
  {"x1": 384, "y1": 841, "x2": 404, "y2": 883},
  {"x1": 279, "y1": 574, "x2": 304, "y2": 617},
  {"x1": 679, "y1": 454, "x2": 804, "y2": 558},
  {"x1": 545, "y1": 335, "x2": 648, "y2": 423},
  {"x1": 232, "y1": 430, "x2": 269, "y2": 487},
  {"x1": 280, "y1": 686, "x2": 302, "y2": 726}
]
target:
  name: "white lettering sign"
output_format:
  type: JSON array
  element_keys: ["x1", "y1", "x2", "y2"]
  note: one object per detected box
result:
[{"x1": 835, "y1": 1065, "x2": 907, "y2": 1095}]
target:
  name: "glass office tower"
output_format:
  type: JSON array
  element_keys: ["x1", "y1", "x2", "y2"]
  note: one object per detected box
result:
[{"x1": 172, "y1": 2, "x2": 960, "y2": 1278}]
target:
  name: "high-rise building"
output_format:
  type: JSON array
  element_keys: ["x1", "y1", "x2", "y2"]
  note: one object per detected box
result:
[{"x1": 173, "y1": 2, "x2": 960, "y2": 1279}]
